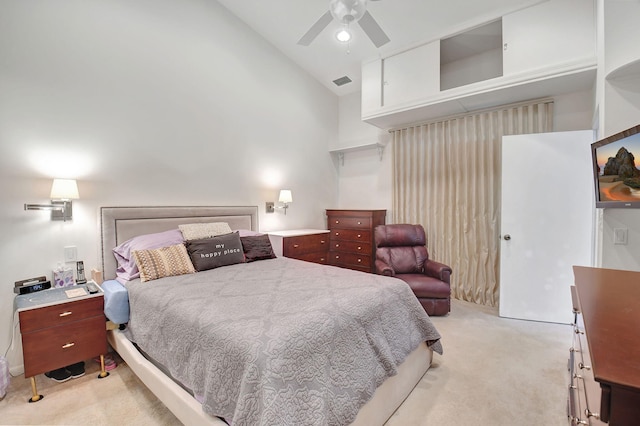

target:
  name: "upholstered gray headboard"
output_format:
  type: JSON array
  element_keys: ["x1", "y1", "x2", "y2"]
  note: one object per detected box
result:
[{"x1": 100, "y1": 206, "x2": 259, "y2": 280}]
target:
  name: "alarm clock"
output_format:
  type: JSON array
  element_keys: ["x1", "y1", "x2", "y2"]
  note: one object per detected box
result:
[{"x1": 14, "y1": 276, "x2": 52, "y2": 295}]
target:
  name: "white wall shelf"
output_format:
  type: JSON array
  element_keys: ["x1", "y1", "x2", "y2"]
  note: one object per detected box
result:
[{"x1": 330, "y1": 143, "x2": 386, "y2": 166}]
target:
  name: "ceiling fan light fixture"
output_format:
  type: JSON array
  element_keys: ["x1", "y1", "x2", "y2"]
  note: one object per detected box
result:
[
  {"x1": 330, "y1": 0, "x2": 367, "y2": 24},
  {"x1": 336, "y1": 28, "x2": 352, "y2": 42}
]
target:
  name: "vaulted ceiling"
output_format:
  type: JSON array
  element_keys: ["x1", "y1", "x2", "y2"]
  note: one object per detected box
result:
[{"x1": 217, "y1": 0, "x2": 547, "y2": 96}]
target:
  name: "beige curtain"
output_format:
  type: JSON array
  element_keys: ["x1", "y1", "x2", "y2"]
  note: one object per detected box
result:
[{"x1": 392, "y1": 100, "x2": 553, "y2": 307}]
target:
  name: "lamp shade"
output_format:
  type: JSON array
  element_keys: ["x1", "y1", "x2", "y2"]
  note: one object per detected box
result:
[
  {"x1": 279, "y1": 189, "x2": 293, "y2": 203},
  {"x1": 50, "y1": 179, "x2": 79, "y2": 200}
]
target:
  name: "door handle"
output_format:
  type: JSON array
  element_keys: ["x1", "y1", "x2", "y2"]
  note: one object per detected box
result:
[{"x1": 503, "y1": 234, "x2": 511, "y2": 241}]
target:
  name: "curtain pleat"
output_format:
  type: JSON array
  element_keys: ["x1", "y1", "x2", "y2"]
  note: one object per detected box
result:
[{"x1": 392, "y1": 101, "x2": 553, "y2": 307}]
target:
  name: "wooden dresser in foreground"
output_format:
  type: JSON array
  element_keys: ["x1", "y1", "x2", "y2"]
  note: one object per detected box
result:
[
  {"x1": 569, "y1": 266, "x2": 640, "y2": 425},
  {"x1": 326, "y1": 209, "x2": 386, "y2": 273}
]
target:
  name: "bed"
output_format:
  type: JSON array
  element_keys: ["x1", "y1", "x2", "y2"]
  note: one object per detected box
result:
[{"x1": 99, "y1": 206, "x2": 442, "y2": 425}]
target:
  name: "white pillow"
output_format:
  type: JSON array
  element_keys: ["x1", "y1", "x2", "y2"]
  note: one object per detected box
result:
[{"x1": 178, "y1": 222, "x2": 232, "y2": 241}]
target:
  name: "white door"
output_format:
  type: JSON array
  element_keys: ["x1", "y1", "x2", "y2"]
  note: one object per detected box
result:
[{"x1": 499, "y1": 130, "x2": 594, "y2": 323}]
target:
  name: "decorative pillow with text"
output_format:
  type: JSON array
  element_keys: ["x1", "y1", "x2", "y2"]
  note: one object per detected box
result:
[{"x1": 186, "y1": 232, "x2": 245, "y2": 271}]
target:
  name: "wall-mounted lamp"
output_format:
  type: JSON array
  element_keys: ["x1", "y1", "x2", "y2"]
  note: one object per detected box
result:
[
  {"x1": 278, "y1": 189, "x2": 293, "y2": 215},
  {"x1": 24, "y1": 178, "x2": 79, "y2": 222}
]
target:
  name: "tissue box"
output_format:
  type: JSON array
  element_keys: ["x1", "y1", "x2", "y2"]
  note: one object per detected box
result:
[{"x1": 53, "y1": 268, "x2": 74, "y2": 287}]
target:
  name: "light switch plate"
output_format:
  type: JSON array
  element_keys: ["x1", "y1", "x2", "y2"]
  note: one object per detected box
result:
[{"x1": 64, "y1": 246, "x2": 77, "y2": 262}]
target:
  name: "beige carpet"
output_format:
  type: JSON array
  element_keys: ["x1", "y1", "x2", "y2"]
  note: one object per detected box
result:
[{"x1": 0, "y1": 299, "x2": 570, "y2": 425}]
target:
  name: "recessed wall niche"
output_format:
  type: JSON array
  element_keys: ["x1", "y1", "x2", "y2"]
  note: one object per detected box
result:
[{"x1": 440, "y1": 19, "x2": 503, "y2": 91}]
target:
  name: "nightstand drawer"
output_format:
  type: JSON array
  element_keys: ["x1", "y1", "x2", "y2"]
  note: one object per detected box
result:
[
  {"x1": 283, "y1": 234, "x2": 329, "y2": 256},
  {"x1": 293, "y1": 252, "x2": 328, "y2": 264},
  {"x1": 330, "y1": 229, "x2": 371, "y2": 242},
  {"x1": 22, "y1": 315, "x2": 107, "y2": 378},
  {"x1": 19, "y1": 297, "x2": 104, "y2": 333}
]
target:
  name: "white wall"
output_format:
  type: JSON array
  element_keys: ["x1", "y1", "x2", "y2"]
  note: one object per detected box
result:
[
  {"x1": 596, "y1": 0, "x2": 640, "y2": 271},
  {"x1": 0, "y1": 0, "x2": 338, "y2": 371}
]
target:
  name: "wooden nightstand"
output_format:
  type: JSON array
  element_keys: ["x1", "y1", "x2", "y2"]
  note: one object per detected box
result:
[
  {"x1": 268, "y1": 230, "x2": 330, "y2": 265},
  {"x1": 15, "y1": 283, "x2": 109, "y2": 402}
]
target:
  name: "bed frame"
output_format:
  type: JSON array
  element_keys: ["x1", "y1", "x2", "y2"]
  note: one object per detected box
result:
[{"x1": 100, "y1": 206, "x2": 432, "y2": 425}]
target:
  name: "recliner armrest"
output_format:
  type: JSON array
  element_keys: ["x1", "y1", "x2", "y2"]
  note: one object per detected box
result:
[
  {"x1": 423, "y1": 259, "x2": 452, "y2": 283},
  {"x1": 375, "y1": 259, "x2": 395, "y2": 277}
]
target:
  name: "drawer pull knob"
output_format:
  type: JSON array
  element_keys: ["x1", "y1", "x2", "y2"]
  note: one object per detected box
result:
[
  {"x1": 59, "y1": 311, "x2": 73, "y2": 317},
  {"x1": 320, "y1": 240, "x2": 325, "y2": 244},
  {"x1": 335, "y1": 255, "x2": 340, "y2": 259},
  {"x1": 357, "y1": 221, "x2": 361, "y2": 225},
  {"x1": 578, "y1": 362, "x2": 591, "y2": 371},
  {"x1": 357, "y1": 234, "x2": 361, "y2": 238},
  {"x1": 585, "y1": 409, "x2": 600, "y2": 420},
  {"x1": 335, "y1": 232, "x2": 340, "y2": 236},
  {"x1": 357, "y1": 259, "x2": 362, "y2": 263},
  {"x1": 293, "y1": 244, "x2": 299, "y2": 248},
  {"x1": 320, "y1": 258, "x2": 325, "y2": 261},
  {"x1": 335, "y1": 244, "x2": 340, "y2": 248},
  {"x1": 335, "y1": 220, "x2": 339, "y2": 224},
  {"x1": 62, "y1": 342, "x2": 75, "y2": 349},
  {"x1": 357, "y1": 246, "x2": 362, "y2": 250}
]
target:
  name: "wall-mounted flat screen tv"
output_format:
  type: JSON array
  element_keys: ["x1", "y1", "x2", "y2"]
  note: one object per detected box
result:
[{"x1": 591, "y1": 124, "x2": 640, "y2": 208}]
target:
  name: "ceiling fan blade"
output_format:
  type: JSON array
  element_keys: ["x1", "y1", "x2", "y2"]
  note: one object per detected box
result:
[
  {"x1": 297, "y1": 11, "x2": 333, "y2": 46},
  {"x1": 358, "y1": 10, "x2": 390, "y2": 48}
]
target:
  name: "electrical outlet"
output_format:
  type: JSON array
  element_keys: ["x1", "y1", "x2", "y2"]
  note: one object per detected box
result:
[
  {"x1": 64, "y1": 246, "x2": 78, "y2": 262},
  {"x1": 613, "y1": 228, "x2": 628, "y2": 245}
]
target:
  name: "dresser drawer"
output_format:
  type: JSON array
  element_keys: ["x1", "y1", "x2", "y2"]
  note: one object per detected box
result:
[
  {"x1": 283, "y1": 233, "x2": 329, "y2": 256},
  {"x1": 293, "y1": 252, "x2": 329, "y2": 264},
  {"x1": 328, "y1": 216, "x2": 372, "y2": 229},
  {"x1": 330, "y1": 229, "x2": 371, "y2": 242},
  {"x1": 330, "y1": 252, "x2": 371, "y2": 268},
  {"x1": 331, "y1": 240, "x2": 371, "y2": 255},
  {"x1": 19, "y1": 297, "x2": 104, "y2": 334},
  {"x1": 22, "y1": 315, "x2": 107, "y2": 377}
]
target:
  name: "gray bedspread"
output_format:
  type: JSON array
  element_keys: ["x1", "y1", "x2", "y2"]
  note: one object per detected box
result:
[{"x1": 125, "y1": 257, "x2": 442, "y2": 426}]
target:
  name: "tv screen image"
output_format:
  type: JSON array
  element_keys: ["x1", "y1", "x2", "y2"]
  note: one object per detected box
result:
[{"x1": 591, "y1": 124, "x2": 640, "y2": 208}]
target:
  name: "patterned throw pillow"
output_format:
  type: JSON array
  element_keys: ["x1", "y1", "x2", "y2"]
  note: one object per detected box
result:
[
  {"x1": 240, "y1": 234, "x2": 277, "y2": 262},
  {"x1": 179, "y1": 222, "x2": 233, "y2": 241},
  {"x1": 186, "y1": 232, "x2": 245, "y2": 271},
  {"x1": 132, "y1": 244, "x2": 195, "y2": 282}
]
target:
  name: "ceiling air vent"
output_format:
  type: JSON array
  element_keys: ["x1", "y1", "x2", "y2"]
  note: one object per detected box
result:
[{"x1": 333, "y1": 76, "x2": 352, "y2": 86}]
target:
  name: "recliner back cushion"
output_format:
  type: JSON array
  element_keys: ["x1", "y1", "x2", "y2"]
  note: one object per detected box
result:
[{"x1": 376, "y1": 246, "x2": 428, "y2": 274}]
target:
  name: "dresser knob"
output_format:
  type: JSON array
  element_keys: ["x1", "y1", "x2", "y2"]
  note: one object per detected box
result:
[
  {"x1": 357, "y1": 234, "x2": 361, "y2": 238},
  {"x1": 62, "y1": 342, "x2": 75, "y2": 349},
  {"x1": 59, "y1": 311, "x2": 73, "y2": 317},
  {"x1": 357, "y1": 259, "x2": 362, "y2": 263},
  {"x1": 335, "y1": 244, "x2": 340, "y2": 248},
  {"x1": 335, "y1": 232, "x2": 340, "y2": 236},
  {"x1": 578, "y1": 362, "x2": 591, "y2": 371},
  {"x1": 357, "y1": 221, "x2": 361, "y2": 225},
  {"x1": 293, "y1": 244, "x2": 299, "y2": 248},
  {"x1": 585, "y1": 409, "x2": 600, "y2": 420},
  {"x1": 320, "y1": 258, "x2": 325, "y2": 261},
  {"x1": 335, "y1": 220, "x2": 339, "y2": 224},
  {"x1": 320, "y1": 240, "x2": 325, "y2": 244},
  {"x1": 335, "y1": 255, "x2": 340, "y2": 259},
  {"x1": 357, "y1": 246, "x2": 362, "y2": 250}
]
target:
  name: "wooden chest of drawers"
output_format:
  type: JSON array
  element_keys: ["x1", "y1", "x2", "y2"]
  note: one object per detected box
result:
[
  {"x1": 326, "y1": 209, "x2": 386, "y2": 273},
  {"x1": 269, "y1": 230, "x2": 329, "y2": 265},
  {"x1": 569, "y1": 267, "x2": 640, "y2": 426}
]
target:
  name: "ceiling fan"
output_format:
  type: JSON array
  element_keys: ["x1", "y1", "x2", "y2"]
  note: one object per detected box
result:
[{"x1": 298, "y1": 0, "x2": 390, "y2": 48}]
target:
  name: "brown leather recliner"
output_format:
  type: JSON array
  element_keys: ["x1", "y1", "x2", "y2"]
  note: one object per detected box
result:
[{"x1": 374, "y1": 224, "x2": 452, "y2": 316}]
